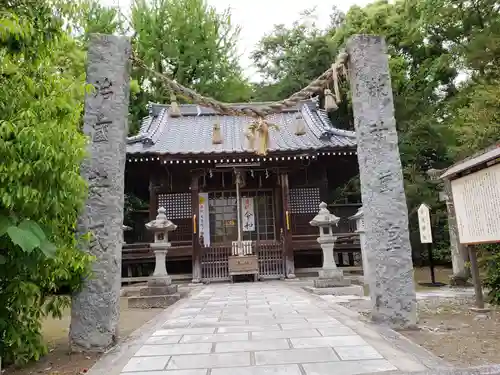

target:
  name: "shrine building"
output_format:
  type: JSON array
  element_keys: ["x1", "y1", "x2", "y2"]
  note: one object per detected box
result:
[{"x1": 123, "y1": 99, "x2": 362, "y2": 282}]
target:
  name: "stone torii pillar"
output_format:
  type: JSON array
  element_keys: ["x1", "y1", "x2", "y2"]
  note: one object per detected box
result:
[
  {"x1": 347, "y1": 35, "x2": 417, "y2": 328},
  {"x1": 70, "y1": 34, "x2": 131, "y2": 351}
]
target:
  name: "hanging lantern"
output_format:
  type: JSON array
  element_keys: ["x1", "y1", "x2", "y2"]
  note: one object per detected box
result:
[
  {"x1": 168, "y1": 93, "x2": 181, "y2": 117},
  {"x1": 294, "y1": 114, "x2": 306, "y2": 136},
  {"x1": 212, "y1": 121, "x2": 223, "y2": 144},
  {"x1": 324, "y1": 88, "x2": 338, "y2": 112}
]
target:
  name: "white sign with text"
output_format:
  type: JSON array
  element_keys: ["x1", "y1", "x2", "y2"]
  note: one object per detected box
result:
[
  {"x1": 451, "y1": 162, "x2": 500, "y2": 244},
  {"x1": 418, "y1": 203, "x2": 433, "y2": 244}
]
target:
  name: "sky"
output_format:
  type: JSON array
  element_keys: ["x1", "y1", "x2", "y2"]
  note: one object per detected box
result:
[{"x1": 101, "y1": 0, "x2": 374, "y2": 79}]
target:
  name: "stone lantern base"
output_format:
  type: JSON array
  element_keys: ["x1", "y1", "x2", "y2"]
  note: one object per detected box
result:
[
  {"x1": 127, "y1": 246, "x2": 181, "y2": 309},
  {"x1": 305, "y1": 268, "x2": 364, "y2": 297},
  {"x1": 314, "y1": 268, "x2": 351, "y2": 288},
  {"x1": 127, "y1": 282, "x2": 181, "y2": 309},
  {"x1": 304, "y1": 284, "x2": 364, "y2": 296}
]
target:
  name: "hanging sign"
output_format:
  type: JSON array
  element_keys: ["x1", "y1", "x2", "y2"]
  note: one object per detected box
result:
[
  {"x1": 241, "y1": 197, "x2": 255, "y2": 232},
  {"x1": 198, "y1": 193, "x2": 210, "y2": 247},
  {"x1": 417, "y1": 203, "x2": 433, "y2": 243}
]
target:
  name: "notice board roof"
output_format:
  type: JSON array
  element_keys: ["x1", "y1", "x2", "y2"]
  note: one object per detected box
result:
[{"x1": 440, "y1": 144, "x2": 500, "y2": 180}]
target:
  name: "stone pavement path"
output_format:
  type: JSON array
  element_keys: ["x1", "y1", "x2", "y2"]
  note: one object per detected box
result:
[{"x1": 118, "y1": 283, "x2": 430, "y2": 375}]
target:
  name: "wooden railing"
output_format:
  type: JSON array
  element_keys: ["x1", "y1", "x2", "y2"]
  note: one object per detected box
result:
[
  {"x1": 200, "y1": 241, "x2": 285, "y2": 282},
  {"x1": 201, "y1": 244, "x2": 232, "y2": 282},
  {"x1": 256, "y1": 241, "x2": 285, "y2": 279}
]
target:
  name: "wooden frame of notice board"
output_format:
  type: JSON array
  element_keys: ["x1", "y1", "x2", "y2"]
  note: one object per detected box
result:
[{"x1": 440, "y1": 145, "x2": 500, "y2": 310}]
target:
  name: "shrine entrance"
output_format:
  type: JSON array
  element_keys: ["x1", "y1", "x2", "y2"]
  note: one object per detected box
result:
[{"x1": 200, "y1": 187, "x2": 286, "y2": 282}]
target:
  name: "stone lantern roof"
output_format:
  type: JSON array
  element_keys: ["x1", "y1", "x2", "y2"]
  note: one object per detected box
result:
[
  {"x1": 349, "y1": 207, "x2": 363, "y2": 220},
  {"x1": 309, "y1": 202, "x2": 340, "y2": 227},
  {"x1": 145, "y1": 207, "x2": 177, "y2": 232}
]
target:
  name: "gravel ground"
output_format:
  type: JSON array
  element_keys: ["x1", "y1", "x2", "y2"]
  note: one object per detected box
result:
[{"x1": 341, "y1": 297, "x2": 500, "y2": 367}]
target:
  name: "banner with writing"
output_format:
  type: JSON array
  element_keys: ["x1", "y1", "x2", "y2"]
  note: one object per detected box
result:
[
  {"x1": 198, "y1": 193, "x2": 210, "y2": 247},
  {"x1": 241, "y1": 197, "x2": 255, "y2": 232}
]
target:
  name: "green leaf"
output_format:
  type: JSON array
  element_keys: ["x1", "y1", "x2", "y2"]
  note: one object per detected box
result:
[
  {"x1": 0, "y1": 254, "x2": 6, "y2": 264},
  {"x1": 0, "y1": 214, "x2": 14, "y2": 236},
  {"x1": 7, "y1": 226, "x2": 41, "y2": 253},
  {"x1": 18, "y1": 219, "x2": 47, "y2": 242},
  {"x1": 39, "y1": 240, "x2": 57, "y2": 258}
]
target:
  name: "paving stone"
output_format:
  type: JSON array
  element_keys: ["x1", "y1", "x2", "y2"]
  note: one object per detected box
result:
[
  {"x1": 177, "y1": 308, "x2": 202, "y2": 314},
  {"x1": 117, "y1": 284, "x2": 427, "y2": 375},
  {"x1": 180, "y1": 333, "x2": 249, "y2": 343},
  {"x1": 316, "y1": 327, "x2": 357, "y2": 336},
  {"x1": 135, "y1": 343, "x2": 213, "y2": 356},
  {"x1": 167, "y1": 353, "x2": 250, "y2": 369},
  {"x1": 153, "y1": 328, "x2": 216, "y2": 336},
  {"x1": 280, "y1": 322, "x2": 342, "y2": 331},
  {"x1": 290, "y1": 336, "x2": 367, "y2": 349},
  {"x1": 217, "y1": 325, "x2": 280, "y2": 333},
  {"x1": 211, "y1": 364, "x2": 302, "y2": 375},
  {"x1": 161, "y1": 322, "x2": 191, "y2": 329},
  {"x1": 246, "y1": 312, "x2": 277, "y2": 317},
  {"x1": 248, "y1": 318, "x2": 306, "y2": 325},
  {"x1": 334, "y1": 345, "x2": 384, "y2": 360},
  {"x1": 215, "y1": 338, "x2": 289, "y2": 353},
  {"x1": 190, "y1": 321, "x2": 247, "y2": 328},
  {"x1": 305, "y1": 318, "x2": 341, "y2": 324},
  {"x1": 251, "y1": 329, "x2": 321, "y2": 340},
  {"x1": 302, "y1": 359, "x2": 397, "y2": 375},
  {"x1": 122, "y1": 356, "x2": 170, "y2": 372},
  {"x1": 122, "y1": 371, "x2": 208, "y2": 375},
  {"x1": 145, "y1": 335, "x2": 182, "y2": 345},
  {"x1": 255, "y1": 347, "x2": 339, "y2": 366},
  {"x1": 219, "y1": 314, "x2": 248, "y2": 321}
]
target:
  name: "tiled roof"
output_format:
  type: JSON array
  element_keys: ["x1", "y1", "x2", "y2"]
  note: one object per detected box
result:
[{"x1": 126, "y1": 100, "x2": 356, "y2": 156}]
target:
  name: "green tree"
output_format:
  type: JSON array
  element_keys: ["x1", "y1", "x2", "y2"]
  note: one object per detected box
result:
[
  {"x1": 129, "y1": 0, "x2": 252, "y2": 134},
  {"x1": 0, "y1": 0, "x2": 93, "y2": 364},
  {"x1": 251, "y1": 0, "x2": 457, "y2": 261},
  {"x1": 250, "y1": 7, "x2": 352, "y2": 129}
]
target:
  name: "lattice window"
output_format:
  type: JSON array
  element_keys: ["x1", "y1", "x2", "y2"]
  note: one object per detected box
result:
[
  {"x1": 208, "y1": 190, "x2": 275, "y2": 244},
  {"x1": 289, "y1": 187, "x2": 321, "y2": 214},
  {"x1": 157, "y1": 193, "x2": 191, "y2": 219}
]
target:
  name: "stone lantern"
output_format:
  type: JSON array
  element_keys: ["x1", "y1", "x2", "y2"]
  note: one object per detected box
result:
[
  {"x1": 305, "y1": 202, "x2": 364, "y2": 296},
  {"x1": 127, "y1": 207, "x2": 181, "y2": 308},
  {"x1": 122, "y1": 224, "x2": 132, "y2": 245},
  {"x1": 145, "y1": 207, "x2": 177, "y2": 285},
  {"x1": 349, "y1": 207, "x2": 369, "y2": 286},
  {"x1": 309, "y1": 202, "x2": 348, "y2": 287}
]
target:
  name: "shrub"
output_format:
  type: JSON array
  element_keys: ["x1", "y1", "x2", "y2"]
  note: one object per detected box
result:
[
  {"x1": 0, "y1": 2, "x2": 93, "y2": 365},
  {"x1": 479, "y1": 244, "x2": 500, "y2": 305}
]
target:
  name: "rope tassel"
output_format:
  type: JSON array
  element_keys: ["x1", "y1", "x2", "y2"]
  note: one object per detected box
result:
[
  {"x1": 324, "y1": 89, "x2": 338, "y2": 112},
  {"x1": 212, "y1": 122, "x2": 223, "y2": 144},
  {"x1": 168, "y1": 94, "x2": 181, "y2": 117},
  {"x1": 294, "y1": 114, "x2": 306, "y2": 136},
  {"x1": 257, "y1": 120, "x2": 269, "y2": 156}
]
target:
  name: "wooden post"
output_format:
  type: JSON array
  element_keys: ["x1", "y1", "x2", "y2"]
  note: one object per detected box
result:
[
  {"x1": 468, "y1": 246, "x2": 487, "y2": 310},
  {"x1": 148, "y1": 176, "x2": 158, "y2": 243},
  {"x1": 191, "y1": 172, "x2": 202, "y2": 283},
  {"x1": 280, "y1": 172, "x2": 295, "y2": 278}
]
